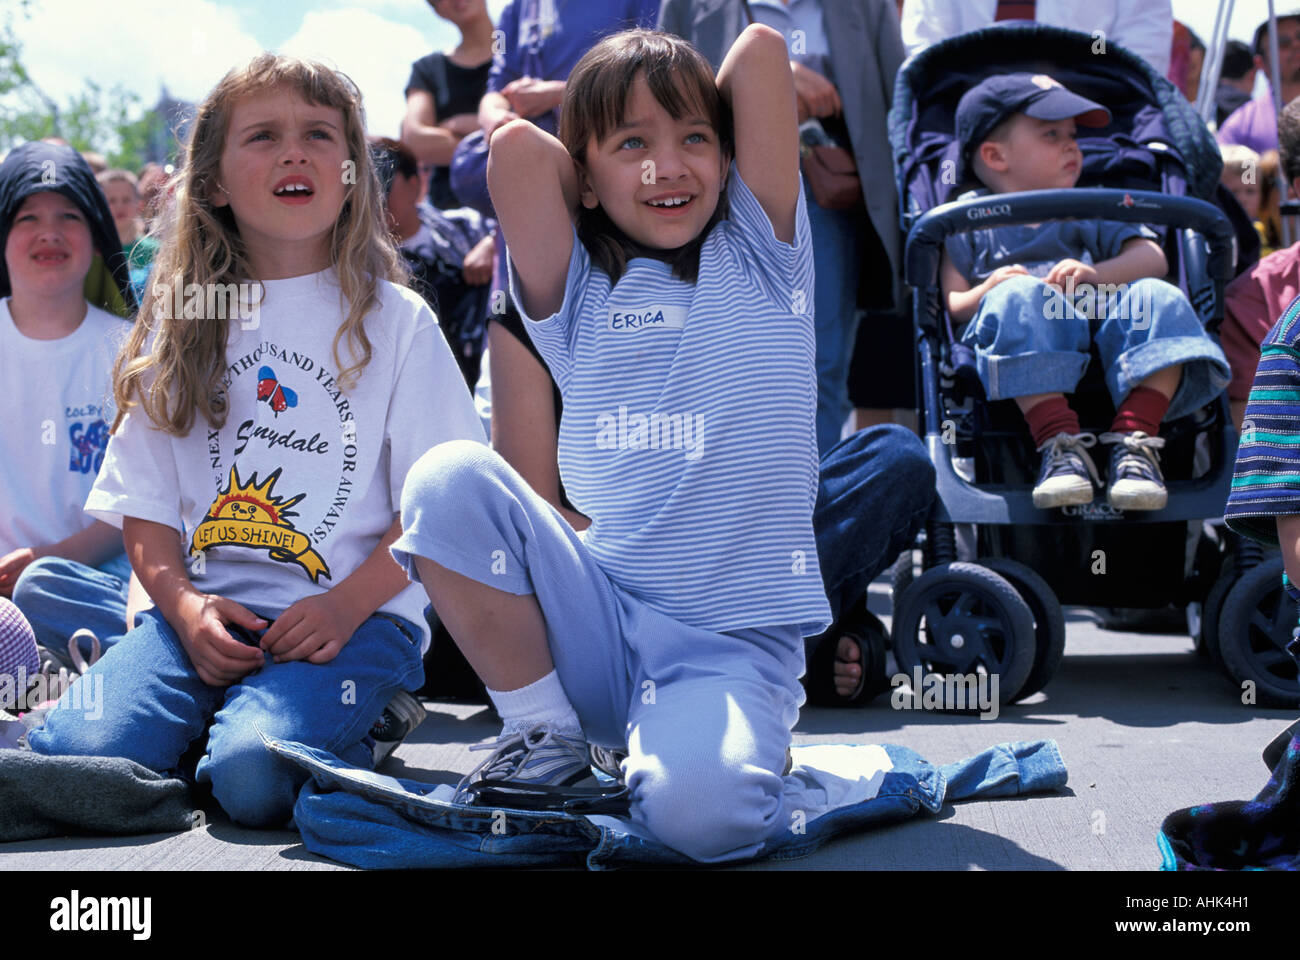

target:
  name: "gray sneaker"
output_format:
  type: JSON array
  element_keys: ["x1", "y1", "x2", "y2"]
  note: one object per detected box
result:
[
  {"x1": 1032, "y1": 432, "x2": 1101, "y2": 509},
  {"x1": 367, "y1": 690, "x2": 426, "y2": 766},
  {"x1": 456, "y1": 723, "x2": 594, "y2": 802},
  {"x1": 1101, "y1": 431, "x2": 1167, "y2": 510},
  {"x1": 589, "y1": 744, "x2": 628, "y2": 781}
]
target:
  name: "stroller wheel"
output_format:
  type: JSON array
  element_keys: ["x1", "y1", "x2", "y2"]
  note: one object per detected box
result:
[
  {"x1": 1217, "y1": 558, "x2": 1300, "y2": 709},
  {"x1": 889, "y1": 548, "x2": 919, "y2": 612},
  {"x1": 891, "y1": 562, "x2": 1036, "y2": 705},
  {"x1": 1194, "y1": 573, "x2": 1235, "y2": 671},
  {"x1": 978, "y1": 557, "x2": 1066, "y2": 703}
]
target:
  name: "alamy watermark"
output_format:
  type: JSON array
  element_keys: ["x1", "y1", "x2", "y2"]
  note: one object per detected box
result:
[
  {"x1": 890, "y1": 666, "x2": 1000, "y2": 720},
  {"x1": 1041, "y1": 275, "x2": 1151, "y2": 328},
  {"x1": 152, "y1": 273, "x2": 263, "y2": 330},
  {"x1": 594, "y1": 405, "x2": 705, "y2": 461},
  {"x1": 0, "y1": 668, "x2": 103, "y2": 720}
]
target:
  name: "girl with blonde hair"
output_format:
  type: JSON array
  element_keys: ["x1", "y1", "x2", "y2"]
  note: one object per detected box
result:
[{"x1": 28, "y1": 54, "x2": 483, "y2": 828}]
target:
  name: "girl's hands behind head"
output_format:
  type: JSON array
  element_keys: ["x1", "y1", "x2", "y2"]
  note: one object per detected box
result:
[
  {"x1": 259, "y1": 591, "x2": 362, "y2": 665},
  {"x1": 173, "y1": 592, "x2": 268, "y2": 687}
]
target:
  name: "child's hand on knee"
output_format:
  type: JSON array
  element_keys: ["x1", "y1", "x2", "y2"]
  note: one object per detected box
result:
[
  {"x1": 1044, "y1": 258, "x2": 1098, "y2": 288},
  {"x1": 259, "y1": 592, "x2": 359, "y2": 665},
  {"x1": 174, "y1": 592, "x2": 268, "y2": 687}
]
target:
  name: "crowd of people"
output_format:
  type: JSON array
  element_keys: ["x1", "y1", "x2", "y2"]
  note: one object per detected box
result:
[{"x1": 0, "y1": 0, "x2": 1298, "y2": 865}]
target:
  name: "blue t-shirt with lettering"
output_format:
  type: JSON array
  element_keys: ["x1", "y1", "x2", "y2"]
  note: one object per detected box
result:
[
  {"x1": 509, "y1": 164, "x2": 831, "y2": 636},
  {"x1": 945, "y1": 191, "x2": 1153, "y2": 285}
]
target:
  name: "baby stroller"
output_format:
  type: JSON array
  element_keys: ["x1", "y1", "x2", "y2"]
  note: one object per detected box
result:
[{"x1": 888, "y1": 23, "x2": 1300, "y2": 708}]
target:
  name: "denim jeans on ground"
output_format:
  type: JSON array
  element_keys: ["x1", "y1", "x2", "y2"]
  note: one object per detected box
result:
[
  {"x1": 11, "y1": 552, "x2": 131, "y2": 659},
  {"x1": 26, "y1": 607, "x2": 424, "y2": 828},
  {"x1": 806, "y1": 180, "x2": 866, "y2": 454},
  {"x1": 814, "y1": 424, "x2": 936, "y2": 628},
  {"x1": 269, "y1": 733, "x2": 1067, "y2": 869},
  {"x1": 961, "y1": 275, "x2": 1230, "y2": 419}
]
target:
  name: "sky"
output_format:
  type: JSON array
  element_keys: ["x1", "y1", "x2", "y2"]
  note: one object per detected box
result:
[
  {"x1": 3, "y1": 0, "x2": 512, "y2": 142},
  {"x1": 2, "y1": 0, "x2": 1297, "y2": 150}
]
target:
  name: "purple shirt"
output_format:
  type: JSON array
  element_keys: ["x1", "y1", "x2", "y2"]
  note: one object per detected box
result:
[
  {"x1": 488, "y1": 0, "x2": 659, "y2": 92},
  {"x1": 1218, "y1": 88, "x2": 1279, "y2": 156}
]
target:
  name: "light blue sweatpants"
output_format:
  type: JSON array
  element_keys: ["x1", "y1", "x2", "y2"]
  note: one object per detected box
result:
[{"x1": 391, "y1": 439, "x2": 805, "y2": 864}]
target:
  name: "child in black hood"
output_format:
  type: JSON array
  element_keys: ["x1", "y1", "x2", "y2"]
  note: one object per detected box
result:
[{"x1": 1, "y1": 140, "x2": 136, "y2": 673}]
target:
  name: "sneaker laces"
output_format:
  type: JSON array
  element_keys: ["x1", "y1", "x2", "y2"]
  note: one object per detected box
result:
[
  {"x1": 454, "y1": 722, "x2": 590, "y2": 802},
  {"x1": 1100, "y1": 431, "x2": 1166, "y2": 482},
  {"x1": 66, "y1": 629, "x2": 101, "y2": 676},
  {"x1": 1036, "y1": 431, "x2": 1102, "y2": 487}
]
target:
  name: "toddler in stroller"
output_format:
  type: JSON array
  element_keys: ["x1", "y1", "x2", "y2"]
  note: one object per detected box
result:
[
  {"x1": 888, "y1": 23, "x2": 1248, "y2": 704},
  {"x1": 940, "y1": 72, "x2": 1230, "y2": 512}
]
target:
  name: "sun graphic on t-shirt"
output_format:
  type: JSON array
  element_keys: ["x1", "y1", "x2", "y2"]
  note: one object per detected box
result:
[
  {"x1": 189, "y1": 465, "x2": 330, "y2": 583},
  {"x1": 211, "y1": 474, "x2": 301, "y2": 525}
]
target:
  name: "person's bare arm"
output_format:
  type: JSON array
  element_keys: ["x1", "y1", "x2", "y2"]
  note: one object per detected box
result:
[
  {"x1": 1044, "y1": 237, "x2": 1167, "y2": 288},
  {"x1": 0, "y1": 521, "x2": 124, "y2": 596},
  {"x1": 479, "y1": 91, "x2": 520, "y2": 139},
  {"x1": 402, "y1": 89, "x2": 461, "y2": 167},
  {"x1": 124, "y1": 569, "x2": 151, "y2": 630},
  {"x1": 716, "y1": 24, "x2": 800, "y2": 242},
  {"x1": 123, "y1": 516, "x2": 265, "y2": 686},
  {"x1": 1278, "y1": 516, "x2": 1300, "y2": 596},
  {"x1": 259, "y1": 519, "x2": 410, "y2": 664},
  {"x1": 488, "y1": 322, "x2": 588, "y2": 531},
  {"x1": 487, "y1": 119, "x2": 579, "y2": 319},
  {"x1": 941, "y1": 253, "x2": 1029, "y2": 324}
]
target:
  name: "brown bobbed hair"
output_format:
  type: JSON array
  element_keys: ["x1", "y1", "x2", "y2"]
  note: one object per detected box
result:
[{"x1": 558, "y1": 29, "x2": 733, "y2": 285}]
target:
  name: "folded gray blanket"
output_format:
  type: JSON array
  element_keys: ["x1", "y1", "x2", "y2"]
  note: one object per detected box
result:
[{"x1": 0, "y1": 749, "x2": 196, "y2": 842}]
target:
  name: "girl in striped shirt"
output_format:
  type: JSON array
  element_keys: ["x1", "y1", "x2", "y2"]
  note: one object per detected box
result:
[{"x1": 394, "y1": 24, "x2": 830, "y2": 862}]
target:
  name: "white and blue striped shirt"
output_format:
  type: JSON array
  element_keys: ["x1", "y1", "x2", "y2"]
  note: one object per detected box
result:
[{"x1": 510, "y1": 165, "x2": 830, "y2": 635}]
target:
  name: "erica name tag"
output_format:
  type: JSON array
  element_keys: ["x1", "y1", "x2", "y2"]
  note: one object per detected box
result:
[{"x1": 606, "y1": 304, "x2": 687, "y2": 331}]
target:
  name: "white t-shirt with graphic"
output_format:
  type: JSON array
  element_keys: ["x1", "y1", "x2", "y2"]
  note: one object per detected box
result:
[
  {"x1": 86, "y1": 270, "x2": 484, "y2": 651},
  {"x1": 0, "y1": 299, "x2": 129, "y2": 555}
]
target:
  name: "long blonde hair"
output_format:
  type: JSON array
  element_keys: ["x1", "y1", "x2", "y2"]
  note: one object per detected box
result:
[{"x1": 112, "y1": 54, "x2": 405, "y2": 434}]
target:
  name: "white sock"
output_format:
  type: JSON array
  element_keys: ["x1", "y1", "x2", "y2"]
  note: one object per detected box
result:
[{"x1": 487, "y1": 670, "x2": 583, "y2": 738}]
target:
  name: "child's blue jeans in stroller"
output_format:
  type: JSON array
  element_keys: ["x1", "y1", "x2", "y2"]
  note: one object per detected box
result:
[{"x1": 960, "y1": 275, "x2": 1230, "y2": 417}]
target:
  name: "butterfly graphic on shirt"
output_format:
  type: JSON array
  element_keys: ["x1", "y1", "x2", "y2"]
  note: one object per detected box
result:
[{"x1": 256, "y1": 365, "x2": 298, "y2": 416}]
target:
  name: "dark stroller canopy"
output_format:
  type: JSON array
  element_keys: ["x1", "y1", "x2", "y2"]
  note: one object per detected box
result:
[
  {"x1": 0, "y1": 140, "x2": 136, "y2": 318},
  {"x1": 889, "y1": 22, "x2": 1224, "y2": 221}
]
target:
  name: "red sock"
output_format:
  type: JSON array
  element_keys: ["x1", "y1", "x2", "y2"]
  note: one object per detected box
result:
[
  {"x1": 1023, "y1": 396, "x2": 1080, "y2": 448},
  {"x1": 1110, "y1": 385, "x2": 1170, "y2": 436}
]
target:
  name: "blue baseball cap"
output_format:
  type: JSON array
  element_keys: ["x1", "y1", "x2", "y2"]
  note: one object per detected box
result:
[{"x1": 956, "y1": 73, "x2": 1111, "y2": 170}]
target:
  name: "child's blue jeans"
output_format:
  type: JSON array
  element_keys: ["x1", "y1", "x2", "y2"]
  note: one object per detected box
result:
[
  {"x1": 12, "y1": 553, "x2": 131, "y2": 659},
  {"x1": 26, "y1": 607, "x2": 424, "y2": 828},
  {"x1": 961, "y1": 275, "x2": 1230, "y2": 418}
]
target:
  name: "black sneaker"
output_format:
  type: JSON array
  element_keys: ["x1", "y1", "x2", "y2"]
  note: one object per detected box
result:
[
  {"x1": 1032, "y1": 432, "x2": 1101, "y2": 509},
  {"x1": 368, "y1": 690, "x2": 425, "y2": 766},
  {"x1": 1100, "y1": 431, "x2": 1167, "y2": 510}
]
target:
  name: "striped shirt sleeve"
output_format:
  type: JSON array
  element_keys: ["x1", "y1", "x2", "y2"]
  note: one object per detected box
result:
[
  {"x1": 506, "y1": 223, "x2": 592, "y2": 391},
  {"x1": 1225, "y1": 295, "x2": 1300, "y2": 544},
  {"x1": 720, "y1": 162, "x2": 814, "y2": 316}
]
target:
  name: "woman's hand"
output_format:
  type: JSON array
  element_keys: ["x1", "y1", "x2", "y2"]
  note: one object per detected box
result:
[
  {"x1": 173, "y1": 591, "x2": 268, "y2": 687},
  {"x1": 502, "y1": 77, "x2": 565, "y2": 119},
  {"x1": 790, "y1": 61, "x2": 841, "y2": 118},
  {"x1": 259, "y1": 591, "x2": 362, "y2": 665},
  {"x1": 462, "y1": 234, "x2": 495, "y2": 285}
]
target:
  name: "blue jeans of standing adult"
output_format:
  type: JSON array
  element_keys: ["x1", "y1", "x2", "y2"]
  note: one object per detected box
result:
[
  {"x1": 813, "y1": 423, "x2": 935, "y2": 631},
  {"x1": 12, "y1": 552, "x2": 131, "y2": 660},
  {"x1": 961, "y1": 275, "x2": 1231, "y2": 417},
  {"x1": 27, "y1": 607, "x2": 425, "y2": 828},
  {"x1": 806, "y1": 179, "x2": 866, "y2": 454}
]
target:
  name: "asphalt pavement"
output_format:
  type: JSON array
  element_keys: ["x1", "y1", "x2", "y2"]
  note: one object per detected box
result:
[{"x1": 1, "y1": 581, "x2": 1294, "y2": 871}]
